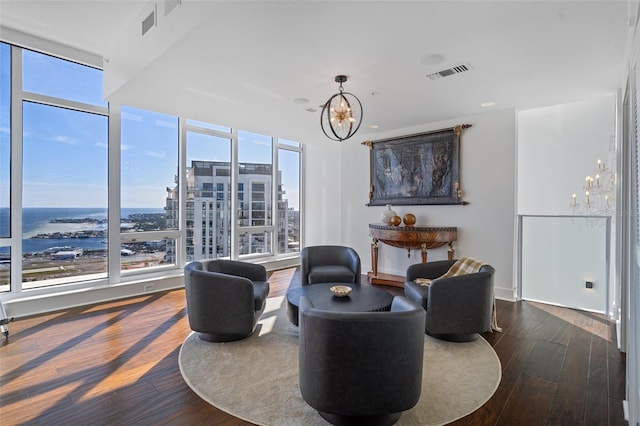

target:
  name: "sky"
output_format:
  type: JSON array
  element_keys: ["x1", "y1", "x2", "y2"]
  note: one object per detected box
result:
[{"x1": 1, "y1": 43, "x2": 300, "y2": 210}]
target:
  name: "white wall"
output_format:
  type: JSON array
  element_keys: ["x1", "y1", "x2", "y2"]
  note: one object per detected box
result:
[
  {"x1": 303, "y1": 139, "x2": 344, "y2": 245},
  {"x1": 340, "y1": 108, "x2": 517, "y2": 300},
  {"x1": 521, "y1": 216, "x2": 609, "y2": 312},
  {"x1": 518, "y1": 96, "x2": 616, "y2": 215}
]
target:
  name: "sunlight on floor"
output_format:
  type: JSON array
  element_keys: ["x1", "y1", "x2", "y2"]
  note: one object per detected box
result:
[
  {"x1": 5, "y1": 385, "x2": 78, "y2": 423},
  {"x1": 259, "y1": 315, "x2": 276, "y2": 335},
  {"x1": 258, "y1": 297, "x2": 284, "y2": 336},
  {"x1": 530, "y1": 301, "x2": 612, "y2": 341}
]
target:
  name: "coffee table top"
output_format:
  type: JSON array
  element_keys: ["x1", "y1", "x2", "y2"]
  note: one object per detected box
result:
[{"x1": 286, "y1": 283, "x2": 394, "y2": 326}]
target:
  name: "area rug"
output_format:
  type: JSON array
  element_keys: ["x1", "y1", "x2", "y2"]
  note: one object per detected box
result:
[{"x1": 179, "y1": 296, "x2": 501, "y2": 426}]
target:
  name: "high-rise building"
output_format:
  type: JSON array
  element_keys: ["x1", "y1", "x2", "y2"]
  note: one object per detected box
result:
[{"x1": 165, "y1": 160, "x2": 289, "y2": 262}]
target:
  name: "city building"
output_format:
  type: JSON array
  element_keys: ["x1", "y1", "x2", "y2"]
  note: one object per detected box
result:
[{"x1": 165, "y1": 160, "x2": 290, "y2": 263}]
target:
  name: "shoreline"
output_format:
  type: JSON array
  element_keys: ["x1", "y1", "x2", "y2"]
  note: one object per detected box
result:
[{"x1": 1, "y1": 250, "x2": 170, "y2": 283}]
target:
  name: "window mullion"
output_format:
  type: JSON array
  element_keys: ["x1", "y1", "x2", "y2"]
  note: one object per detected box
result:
[
  {"x1": 108, "y1": 103, "x2": 121, "y2": 283},
  {"x1": 10, "y1": 45, "x2": 23, "y2": 292},
  {"x1": 231, "y1": 128, "x2": 239, "y2": 260},
  {"x1": 271, "y1": 138, "x2": 278, "y2": 255},
  {"x1": 179, "y1": 117, "x2": 188, "y2": 267},
  {"x1": 22, "y1": 91, "x2": 108, "y2": 116}
]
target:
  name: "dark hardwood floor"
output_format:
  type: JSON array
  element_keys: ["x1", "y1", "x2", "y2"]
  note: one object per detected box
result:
[{"x1": 0, "y1": 267, "x2": 627, "y2": 425}]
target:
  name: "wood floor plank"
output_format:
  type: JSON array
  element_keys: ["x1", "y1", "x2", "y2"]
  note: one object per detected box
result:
[
  {"x1": 546, "y1": 381, "x2": 587, "y2": 426},
  {"x1": 499, "y1": 337, "x2": 538, "y2": 391},
  {"x1": 496, "y1": 374, "x2": 556, "y2": 426},
  {"x1": 584, "y1": 333, "x2": 610, "y2": 426},
  {"x1": 492, "y1": 333, "x2": 524, "y2": 370},
  {"x1": 607, "y1": 339, "x2": 627, "y2": 400},
  {"x1": 558, "y1": 326, "x2": 591, "y2": 387},
  {"x1": 609, "y1": 397, "x2": 626, "y2": 426},
  {"x1": 584, "y1": 383, "x2": 609, "y2": 426},
  {"x1": 449, "y1": 385, "x2": 512, "y2": 426},
  {"x1": 523, "y1": 339, "x2": 566, "y2": 382}
]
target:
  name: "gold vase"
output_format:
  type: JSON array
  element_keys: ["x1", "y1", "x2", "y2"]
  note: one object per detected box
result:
[
  {"x1": 390, "y1": 215, "x2": 402, "y2": 226},
  {"x1": 403, "y1": 213, "x2": 416, "y2": 226}
]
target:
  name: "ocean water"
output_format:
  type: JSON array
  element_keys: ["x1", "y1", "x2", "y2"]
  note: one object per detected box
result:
[{"x1": 0, "y1": 207, "x2": 164, "y2": 254}]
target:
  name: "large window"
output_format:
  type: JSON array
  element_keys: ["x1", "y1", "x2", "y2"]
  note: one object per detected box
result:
[
  {"x1": 22, "y1": 103, "x2": 108, "y2": 287},
  {"x1": 21, "y1": 49, "x2": 109, "y2": 288},
  {"x1": 2, "y1": 41, "x2": 303, "y2": 300}
]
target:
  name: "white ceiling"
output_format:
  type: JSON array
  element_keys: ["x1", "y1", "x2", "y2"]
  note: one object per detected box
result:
[{"x1": 0, "y1": 0, "x2": 631, "y2": 142}]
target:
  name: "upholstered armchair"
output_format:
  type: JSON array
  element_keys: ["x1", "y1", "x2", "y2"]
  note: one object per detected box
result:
[
  {"x1": 298, "y1": 296, "x2": 425, "y2": 426},
  {"x1": 404, "y1": 259, "x2": 495, "y2": 342},
  {"x1": 184, "y1": 259, "x2": 269, "y2": 342},
  {"x1": 300, "y1": 245, "x2": 361, "y2": 285}
]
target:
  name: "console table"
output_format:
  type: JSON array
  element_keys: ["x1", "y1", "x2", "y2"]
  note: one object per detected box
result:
[{"x1": 368, "y1": 223, "x2": 457, "y2": 287}]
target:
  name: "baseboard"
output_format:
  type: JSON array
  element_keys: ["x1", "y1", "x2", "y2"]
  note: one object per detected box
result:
[
  {"x1": 257, "y1": 256, "x2": 300, "y2": 272},
  {"x1": 3, "y1": 275, "x2": 185, "y2": 319},
  {"x1": 2, "y1": 257, "x2": 302, "y2": 319},
  {"x1": 495, "y1": 286, "x2": 515, "y2": 301}
]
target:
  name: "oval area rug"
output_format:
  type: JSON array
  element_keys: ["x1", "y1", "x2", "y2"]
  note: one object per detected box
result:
[{"x1": 179, "y1": 296, "x2": 501, "y2": 426}]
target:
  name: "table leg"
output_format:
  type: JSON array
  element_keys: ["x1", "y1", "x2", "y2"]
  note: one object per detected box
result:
[
  {"x1": 371, "y1": 238, "x2": 379, "y2": 276},
  {"x1": 448, "y1": 242, "x2": 455, "y2": 260},
  {"x1": 421, "y1": 243, "x2": 428, "y2": 263}
]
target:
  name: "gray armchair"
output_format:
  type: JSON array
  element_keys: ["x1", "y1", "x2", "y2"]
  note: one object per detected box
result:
[
  {"x1": 300, "y1": 245, "x2": 361, "y2": 285},
  {"x1": 404, "y1": 259, "x2": 495, "y2": 342},
  {"x1": 298, "y1": 296, "x2": 425, "y2": 426},
  {"x1": 184, "y1": 259, "x2": 269, "y2": 342}
]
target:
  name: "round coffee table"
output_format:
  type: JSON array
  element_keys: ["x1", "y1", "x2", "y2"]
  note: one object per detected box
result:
[{"x1": 286, "y1": 283, "x2": 394, "y2": 326}]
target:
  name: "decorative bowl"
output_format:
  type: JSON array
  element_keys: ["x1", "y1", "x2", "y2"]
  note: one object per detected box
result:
[{"x1": 330, "y1": 285, "x2": 352, "y2": 297}]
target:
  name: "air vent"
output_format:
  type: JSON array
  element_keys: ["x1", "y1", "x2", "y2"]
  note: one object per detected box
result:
[
  {"x1": 142, "y1": 8, "x2": 156, "y2": 36},
  {"x1": 164, "y1": 0, "x2": 181, "y2": 17},
  {"x1": 426, "y1": 63, "x2": 473, "y2": 80}
]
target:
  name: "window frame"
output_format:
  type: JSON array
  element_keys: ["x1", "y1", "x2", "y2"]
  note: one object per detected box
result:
[{"x1": 8, "y1": 44, "x2": 110, "y2": 294}]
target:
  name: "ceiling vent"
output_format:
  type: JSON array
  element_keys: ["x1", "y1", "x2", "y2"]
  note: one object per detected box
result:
[
  {"x1": 142, "y1": 7, "x2": 156, "y2": 36},
  {"x1": 164, "y1": 0, "x2": 181, "y2": 17},
  {"x1": 426, "y1": 63, "x2": 473, "y2": 80}
]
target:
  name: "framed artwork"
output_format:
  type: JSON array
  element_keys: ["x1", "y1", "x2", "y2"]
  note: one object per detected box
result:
[{"x1": 363, "y1": 124, "x2": 471, "y2": 206}]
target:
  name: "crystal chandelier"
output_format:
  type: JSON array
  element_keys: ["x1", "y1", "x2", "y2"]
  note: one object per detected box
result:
[
  {"x1": 320, "y1": 75, "x2": 363, "y2": 141},
  {"x1": 571, "y1": 136, "x2": 616, "y2": 217}
]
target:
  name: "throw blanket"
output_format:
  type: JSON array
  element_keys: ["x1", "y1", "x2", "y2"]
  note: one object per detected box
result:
[{"x1": 415, "y1": 257, "x2": 502, "y2": 332}]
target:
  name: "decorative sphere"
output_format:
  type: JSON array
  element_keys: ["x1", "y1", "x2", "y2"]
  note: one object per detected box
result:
[
  {"x1": 390, "y1": 215, "x2": 402, "y2": 226},
  {"x1": 403, "y1": 213, "x2": 416, "y2": 226}
]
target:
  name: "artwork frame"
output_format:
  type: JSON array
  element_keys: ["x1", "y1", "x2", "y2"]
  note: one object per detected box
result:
[{"x1": 364, "y1": 124, "x2": 471, "y2": 206}]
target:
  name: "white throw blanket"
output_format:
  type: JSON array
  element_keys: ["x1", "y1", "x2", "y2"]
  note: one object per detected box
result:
[{"x1": 415, "y1": 257, "x2": 502, "y2": 332}]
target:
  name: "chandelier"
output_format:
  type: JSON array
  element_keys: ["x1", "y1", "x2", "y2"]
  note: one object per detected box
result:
[
  {"x1": 320, "y1": 75, "x2": 363, "y2": 141},
  {"x1": 571, "y1": 135, "x2": 616, "y2": 219}
]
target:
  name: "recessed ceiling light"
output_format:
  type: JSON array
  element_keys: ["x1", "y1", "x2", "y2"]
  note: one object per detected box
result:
[
  {"x1": 420, "y1": 54, "x2": 446, "y2": 66},
  {"x1": 369, "y1": 124, "x2": 379, "y2": 129},
  {"x1": 480, "y1": 102, "x2": 495, "y2": 107},
  {"x1": 293, "y1": 98, "x2": 309, "y2": 104}
]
